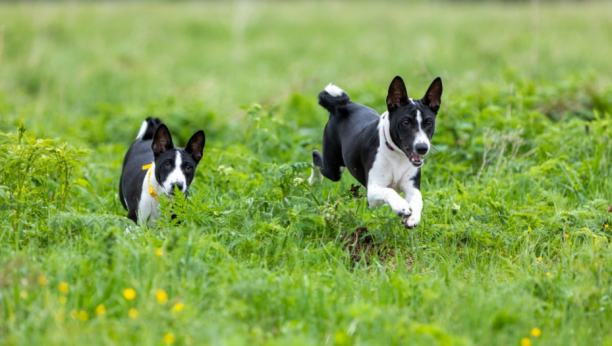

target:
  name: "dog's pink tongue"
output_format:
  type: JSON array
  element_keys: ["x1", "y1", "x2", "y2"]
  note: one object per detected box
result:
[{"x1": 412, "y1": 153, "x2": 423, "y2": 161}]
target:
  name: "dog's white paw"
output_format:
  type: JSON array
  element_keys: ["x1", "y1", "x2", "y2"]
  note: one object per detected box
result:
[
  {"x1": 391, "y1": 200, "x2": 412, "y2": 218},
  {"x1": 402, "y1": 211, "x2": 421, "y2": 229}
]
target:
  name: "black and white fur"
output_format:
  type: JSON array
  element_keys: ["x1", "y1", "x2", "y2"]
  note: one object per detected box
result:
[
  {"x1": 309, "y1": 76, "x2": 443, "y2": 229},
  {"x1": 119, "y1": 117, "x2": 205, "y2": 226}
]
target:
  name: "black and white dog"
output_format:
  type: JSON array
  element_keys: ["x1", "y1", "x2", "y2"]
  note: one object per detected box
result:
[
  {"x1": 309, "y1": 76, "x2": 442, "y2": 229},
  {"x1": 119, "y1": 117, "x2": 205, "y2": 225}
]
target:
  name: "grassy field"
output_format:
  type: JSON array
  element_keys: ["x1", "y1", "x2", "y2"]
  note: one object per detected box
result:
[{"x1": 1, "y1": 2, "x2": 612, "y2": 345}]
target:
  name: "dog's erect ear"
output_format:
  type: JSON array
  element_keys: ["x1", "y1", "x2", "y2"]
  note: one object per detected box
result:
[
  {"x1": 386, "y1": 76, "x2": 410, "y2": 112},
  {"x1": 151, "y1": 124, "x2": 174, "y2": 157},
  {"x1": 423, "y1": 77, "x2": 443, "y2": 112},
  {"x1": 185, "y1": 130, "x2": 206, "y2": 164}
]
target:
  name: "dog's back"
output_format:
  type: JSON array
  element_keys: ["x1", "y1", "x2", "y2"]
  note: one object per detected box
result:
[
  {"x1": 317, "y1": 85, "x2": 380, "y2": 185},
  {"x1": 319, "y1": 85, "x2": 379, "y2": 140}
]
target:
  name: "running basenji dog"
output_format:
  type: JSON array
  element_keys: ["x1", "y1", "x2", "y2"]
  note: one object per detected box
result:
[
  {"x1": 119, "y1": 117, "x2": 205, "y2": 225},
  {"x1": 309, "y1": 76, "x2": 442, "y2": 229}
]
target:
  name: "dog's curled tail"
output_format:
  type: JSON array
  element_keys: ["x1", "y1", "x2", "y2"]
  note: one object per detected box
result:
[
  {"x1": 318, "y1": 83, "x2": 350, "y2": 116},
  {"x1": 136, "y1": 117, "x2": 163, "y2": 140}
]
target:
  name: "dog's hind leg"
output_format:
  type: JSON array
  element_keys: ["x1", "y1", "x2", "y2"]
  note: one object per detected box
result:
[
  {"x1": 308, "y1": 150, "x2": 324, "y2": 185},
  {"x1": 310, "y1": 136, "x2": 345, "y2": 184},
  {"x1": 308, "y1": 150, "x2": 326, "y2": 185}
]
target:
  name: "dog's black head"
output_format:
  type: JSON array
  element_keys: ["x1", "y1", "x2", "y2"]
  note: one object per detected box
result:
[
  {"x1": 386, "y1": 76, "x2": 443, "y2": 167},
  {"x1": 151, "y1": 124, "x2": 206, "y2": 196}
]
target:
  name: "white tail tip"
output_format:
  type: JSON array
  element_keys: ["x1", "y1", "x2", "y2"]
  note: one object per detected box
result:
[
  {"x1": 135, "y1": 120, "x2": 148, "y2": 139},
  {"x1": 325, "y1": 83, "x2": 344, "y2": 97}
]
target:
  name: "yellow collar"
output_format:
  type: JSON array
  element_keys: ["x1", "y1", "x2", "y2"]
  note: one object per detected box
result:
[{"x1": 142, "y1": 163, "x2": 159, "y2": 201}]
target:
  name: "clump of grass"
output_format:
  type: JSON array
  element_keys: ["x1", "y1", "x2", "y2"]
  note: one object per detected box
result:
[{"x1": 0, "y1": 123, "x2": 87, "y2": 239}]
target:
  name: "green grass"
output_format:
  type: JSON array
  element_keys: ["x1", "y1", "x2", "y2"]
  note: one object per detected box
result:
[{"x1": 1, "y1": 2, "x2": 612, "y2": 345}]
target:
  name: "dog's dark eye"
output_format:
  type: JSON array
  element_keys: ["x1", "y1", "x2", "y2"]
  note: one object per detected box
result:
[
  {"x1": 425, "y1": 119, "x2": 434, "y2": 128},
  {"x1": 402, "y1": 119, "x2": 410, "y2": 127},
  {"x1": 164, "y1": 162, "x2": 172, "y2": 168},
  {"x1": 184, "y1": 165, "x2": 193, "y2": 172}
]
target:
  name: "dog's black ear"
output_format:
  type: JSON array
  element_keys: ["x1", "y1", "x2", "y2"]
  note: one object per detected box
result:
[
  {"x1": 151, "y1": 124, "x2": 174, "y2": 157},
  {"x1": 386, "y1": 76, "x2": 410, "y2": 112},
  {"x1": 423, "y1": 77, "x2": 443, "y2": 112},
  {"x1": 185, "y1": 130, "x2": 206, "y2": 164}
]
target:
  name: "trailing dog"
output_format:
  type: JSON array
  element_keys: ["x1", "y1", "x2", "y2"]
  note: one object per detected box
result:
[
  {"x1": 119, "y1": 117, "x2": 205, "y2": 225},
  {"x1": 309, "y1": 76, "x2": 443, "y2": 229}
]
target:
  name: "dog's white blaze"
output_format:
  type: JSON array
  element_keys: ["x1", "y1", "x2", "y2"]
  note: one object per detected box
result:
[
  {"x1": 163, "y1": 151, "x2": 188, "y2": 194},
  {"x1": 138, "y1": 164, "x2": 161, "y2": 227},
  {"x1": 135, "y1": 120, "x2": 148, "y2": 140},
  {"x1": 365, "y1": 112, "x2": 423, "y2": 228},
  {"x1": 415, "y1": 110, "x2": 430, "y2": 150},
  {"x1": 325, "y1": 83, "x2": 344, "y2": 97}
]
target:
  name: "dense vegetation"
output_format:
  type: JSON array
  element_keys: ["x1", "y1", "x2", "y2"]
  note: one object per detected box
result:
[{"x1": 1, "y1": 2, "x2": 611, "y2": 345}]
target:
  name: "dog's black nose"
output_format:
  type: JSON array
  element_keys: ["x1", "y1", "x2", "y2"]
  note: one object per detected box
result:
[
  {"x1": 172, "y1": 182, "x2": 184, "y2": 191},
  {"x1": 415, "y1": 143, "x2": 429, "y2": 155}
]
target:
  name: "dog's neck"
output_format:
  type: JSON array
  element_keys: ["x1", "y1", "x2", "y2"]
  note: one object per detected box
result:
[
  {"x1": 144, "y1": 162, "x2": 163, "y2": 200},
  {"x1": 379, "y1": 112, "x2": 402, "y2": 153}
]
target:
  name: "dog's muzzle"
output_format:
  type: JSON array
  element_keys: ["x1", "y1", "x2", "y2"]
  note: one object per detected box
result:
[
  {"x1": 408, "y1": 151, "x2": 424, "y2": 167},
  {"x1": 405, "y1": 143, "x2": 428, "y2": 167}
]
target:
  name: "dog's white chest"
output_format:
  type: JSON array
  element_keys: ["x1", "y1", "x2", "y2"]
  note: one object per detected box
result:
[
  {"x1": 366, "y1": 113, "x2": 420, "y2": 191},
  {"x1": 368, "y1": 150, "x2": 418, "y2": 191},
  {"x1": 138, "y1": 166, "x2": 161, "y2": 227}
]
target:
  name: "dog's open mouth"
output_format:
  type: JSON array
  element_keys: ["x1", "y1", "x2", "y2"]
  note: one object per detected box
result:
[{"x1": 406, "y1": 151, "x2": 424, "y2": 167}]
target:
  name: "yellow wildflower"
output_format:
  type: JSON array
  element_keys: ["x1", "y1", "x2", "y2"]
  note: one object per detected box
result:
[
  {"x1": 164, "y1": 333, "x2": 176, "y2": 345},
  {"x1": 59, "y1": 282, "x2": 69, "y2": 293},
  {"x1": 172, "y1": 302, "x2": 184, "y2": 312},
  {"x1": 156, "y1": 289, "x2": 168, "y2": 304},
  {"x1": 20, "y1": 291, "x2": 28, "y2": 299},
  {"x1": 520, "y1": 338, "x2": 532, "y2": 346},
  {"x1": 96, "y1": 304, "x2": 106, "y2": 315},
  {"x1": 155, "y1": 248, "x2": 164, "y2": 257},
  {"x1": 59, "y1": 296, "x2": 67, "y2": 304},
  {"x1": 546, "y1": 272, "x2": 551, "y2": 276},
  {"x1": 564, "y1": 234, "x2": 569, "y2": 238},
  {"x1": 123, "y1": 288, "x2": 136, "y2": 300},
  {"x1": 531, "y1": 328, "x2": 541, "y2": 337},
  {"x1": 69, "y1": 309, "x2": 78, "y2": 319},
  {"x1": 38, "y1": 276, "x2": 48, "y2": 286},
  {"x1": 605, "y1": 224, "x2": 609, "y2": 228},
  {"x1": 537, "y1": 257, "x2": 542, "y2": 261},
  {"x1": 128, "y1": 308, "x2": 139, "y2": 319},
  {"x1": 77, "y1": 310, "x2": 88, "y2": 321}
]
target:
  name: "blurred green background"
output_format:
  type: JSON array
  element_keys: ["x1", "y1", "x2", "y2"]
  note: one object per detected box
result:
[{"x1": 1, "y1": 1, "x2": 611, "y2": 144}]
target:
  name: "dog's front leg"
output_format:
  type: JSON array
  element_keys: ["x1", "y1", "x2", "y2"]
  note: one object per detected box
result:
[
  {"x1": 367, "y1": 185, "x2": 412, "y2": 222},
  {"x1": 403, "y1": 188, "x2": 422, "y2": 229},
  {"x1": 400, "y1": 170, "x2": 423, "y2": 228}
]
